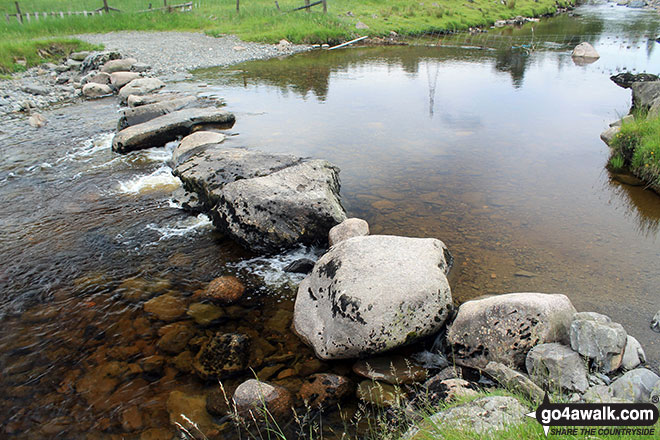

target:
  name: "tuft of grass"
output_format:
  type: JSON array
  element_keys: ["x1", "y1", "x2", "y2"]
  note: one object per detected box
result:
[
  {"x1": 608, "y1": 154, "x2": 625, "y2": 171},
  {"x1": 0, "y1": 38, "x2": 101, "y2": 73},
  {"x1": 611, "y1": 112, "x2": 660, "y2": 191}
]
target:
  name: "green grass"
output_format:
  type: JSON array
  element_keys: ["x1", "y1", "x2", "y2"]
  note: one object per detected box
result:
[
  {"x1": 611, "y1": 113, "x2": 660, "y2": 192},
  {"x1": 0, "y1": 0, "x2": 574, "y2": 72},
  {"x1": 0, "y1": 38, "x2": 101, "y2": 73}
]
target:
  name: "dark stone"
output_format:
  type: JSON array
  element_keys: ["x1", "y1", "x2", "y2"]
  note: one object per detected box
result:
[
  {"x1": 284, "y1": 258, "x2": 316, "y2": 274},
  {"x1": 193, "y1": 333, "x2": 250, "y2": 380},
  {"x1": 299, "y1": 373, "x2": 352, "y2": 410},
  {"x1": 611, "y1": 72, "x2": 659, "y2": 89}
]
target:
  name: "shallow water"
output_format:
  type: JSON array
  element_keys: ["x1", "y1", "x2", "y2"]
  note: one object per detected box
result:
[{"x1": 1, "y1": 1, "x2": 660, "y2": 439}]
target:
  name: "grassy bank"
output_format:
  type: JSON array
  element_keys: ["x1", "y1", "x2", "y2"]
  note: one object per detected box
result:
[
  {"x1": 610, "y1": 113, "x2": 660, "y2": 194},
  {"x1": 0, "y1": 38, "x2": 101, "y2": 73},
  {"x1": 0, "y1": 0, "x2": 573, "y2": 72}
]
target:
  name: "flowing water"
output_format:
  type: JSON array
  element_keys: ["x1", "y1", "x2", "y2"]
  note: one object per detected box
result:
[{"x1": 1, "y1": 1, "x2": 660, "y2": 439}]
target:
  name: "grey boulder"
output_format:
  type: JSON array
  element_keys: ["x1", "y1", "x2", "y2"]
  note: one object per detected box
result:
[
  {"x1": 403, "y1": 396, "x2": 528, "y2": 438},
  {"x1": 447, "y1": 292, "x2": 576, "y2": 369},
  {"x1": 293, "y1": 235, "x2": 452, "y2": 359},
  {"x1": 82, "y1": 83, "x2": 113, "y2": 99},
  {"x1": 632, "y1": 81, "x2": 660, "y2": 112},
  {"x1": 526, "y1": 343, "x2": 589, "y2": 394},
  {"x1": 482, "y1": 361, "x2": 544, "y2": 404},
  {"x1": 80, "y1": 51, "x2": 121, "y2": 73},
  {"x1": 171, "y1": 130, "x2": 226, "y2": 165},
  {"x1": 112, "y1": 107, "x2": 235, "y2": 153},
  {"x1": 621, "y1": 335, "x2": 646, "y2": 370},
  {"x1": 110, "y1": 71, "x2": 141, "y2": 90},
  {"x1": 609, "y1": 368, "x2": 660, "y2": 403},
  {"x1": 600, "y1": 126, "x2": 620, "y2": 146},
  {"x1": 101, "y1": 57, "x2": 138, "y2": 73},
  {"x1": 570, "y1": 316, "x2": 627, "y2": 373},
  {"x1": 118, "y1": 78, "x2": 166, "y2": 104},
  {"x1": 116, "y1": 96, "x2": 197, "y2": 131},
  {"x1": 572, "y1": 42, "x2": 600, "y2": 59}
]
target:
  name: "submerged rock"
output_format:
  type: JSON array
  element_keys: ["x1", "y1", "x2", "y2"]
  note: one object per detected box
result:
[
  {"x1": 232, "y1": 379, "x2": 293, "y2": 420},
  {"x1": 357, "y1": 381, "x2": 400, "y2": 407},
  {"x1": 203, "y1": 276, "x2": 245, "y2": 304},
  {"x1": 167, "y1": 391, "x2": 217, "y2": 435},
  {"x1": 193, "y1": 332, "x2": 249, "y2": 380},
  {"x1": 299, "y1": 373, "x2": 352, "y2": 409},
  {"x1": 447, "y1": 292, "x2": 576, "y2": 369},
  {"x1": 143, "y1": 294, "x2": 186, "y2": 322},
  {"x1": 352, "y1": 356, "x2": 427, "y2": 385},
  {"x1": 293, "y1": 235, "x2": 452, "y2": 359},
  {"x1": 112, "y1": 107, "x2": 235, "y2": 153}
]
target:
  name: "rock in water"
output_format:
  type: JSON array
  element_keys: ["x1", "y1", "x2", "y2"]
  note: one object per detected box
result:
[
  {"x1": 116, "y1": 96, "x2": 197, "y2": 131},
  {"x1": 174, "y1": 146, "x2": 346, "y2": 252},
  {"x1": 610, "y1": 72, "x2": 659, "y2": 89},
  {"x1": 600, "y1": 126, "x2": 620, "y2": 146},
  {"x1": 193, "y1": 332, "x2": 249, "y2": 380},
  {"x1": 299, "y1": 374, "x2": 352, "y2": 409},
  {"x1": 28, "y1": 113, "x2": 47, "y2": 128},
  {"x1": 283, "y1": 258, "x2": 316, "y2": 274},
  {"x1": 112, "y1": 108, "x2": 235, "y2": 153},
  {"x1": 171, "y1": 130, "x2": 226, "y2": 165},
  {"x1": 232, "y1": 379, "x2": 293, "y2": 421},
  {"x1": 447, "y1": 293, "x2": 576, "y2": 369},
  {"x1": 293, "y1": 235, "x2": 452, "y2": 359},
  {"x1": 328, "y1": 218, "x2": 369, "y2": 246},
  {"x1": 117, "y1": 78, "x2": 166, "y2": 104},
  {"x1": 571, "y1": 42, "x2": 600, "y2": 59}
]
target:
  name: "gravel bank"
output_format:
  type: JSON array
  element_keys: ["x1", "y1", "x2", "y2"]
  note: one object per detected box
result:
[{"x1": 75, "y1": 32, "x2": 312, "y2": 78}]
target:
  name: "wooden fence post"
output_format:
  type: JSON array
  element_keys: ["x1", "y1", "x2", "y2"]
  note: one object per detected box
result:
[
  {"x1": 102, "y1": 0, "x2": 109, "y2": 13},
  {"x1": 15, "y1": 1, "x2": 23, "y2": 24},
  {"x1": 236, "y1": 0, "x2": 240, "y2": 13},
  {"x1": 322, "y1": 0, "x2": 327, "y2": 13},
  {"x1": 305, "y1": 0, "x2": 310, "y2": 13}
]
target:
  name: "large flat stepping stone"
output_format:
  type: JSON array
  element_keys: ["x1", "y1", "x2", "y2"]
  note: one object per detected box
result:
[
  {"x1": 111, "y1": 107, "x2": 235, "y2": 153},
  {"x1": 117, "y1": 96, "x2": 197, "y2": 130}
]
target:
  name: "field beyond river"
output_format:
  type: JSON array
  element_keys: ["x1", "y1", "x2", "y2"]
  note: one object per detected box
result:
[{"x1": 0, "y1": 0, "x2": 575, "y2": 72}]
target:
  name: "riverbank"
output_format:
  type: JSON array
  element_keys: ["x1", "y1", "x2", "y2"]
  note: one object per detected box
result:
[{"x1": 0, "y1": 0, "x2": 575, "y2": 73}]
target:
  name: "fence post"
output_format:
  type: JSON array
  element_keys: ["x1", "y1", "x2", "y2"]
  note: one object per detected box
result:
[
  {"x1": 236, "y1": 0, "x2": 239, "y2": 13},
  {"x1": 14, "y1": 1, "x2": 23, "y2": 24},
  {"x1": 322, "y1": 0, "x2": 326, "y2": 13},
  {"x1": 305, "y1": 0, "x2": 310, "y2": 13},
  {"x1": 102, "y1": 0, "x2": 109, "y2": 13}
]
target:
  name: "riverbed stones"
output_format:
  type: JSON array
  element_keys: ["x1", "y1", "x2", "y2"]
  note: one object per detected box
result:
[
  {"x1": 101, "y1": 58, "x2": 138, "y2": 74},
  {"x1": 232, "y1": 379, "x2": 293, "y2": 420},
  {"x1": 82, "y1": 83, "x2": 113, "y2": 99},
  {"x1": 204, "y1": 276, "x2": 245, "y2": 304},
  {"x1": 193, "y1": 332, "x2": 249, "y2": 380},
  {"x1": 187, "y1": 303, "x2": 225, "y2": 326},
  {"x1": 571, "y1": 42, "x2": 600, "y2": 59},
  {"x1": 328, "y1": 217, "x2": 369, "y2": 246},
  {"x1": 632, "y1": 81, "x2": 660, "y2": 112},
  {"x1": 143, "y1": 294, "x2": 186, "y2": 322},
  {"x1": 128, "y1": 92, "x2": 183, "y2": 107},
  {"x1": 167, "y1": 391, "x2": 216, "y2": 435},
  {"x1": 293, "y1": 235, "x2": 452, "y2": 359},
  {"x1": 172, "y1": 130, "x2": 226, "y2": 165},
  {"x1": 609, "y1": 368, "x2": 660, "y2": 403},
  {"x1": 299, "y1": 373, "x2": 352, "y2": 409},
  {"x1": 447, "y1": 293, "x2": 576, "y2": 369},
  {"x1": 569, "y1": 314, "x2": 626, "y2": 373},
  {"x1": 117, "y1": 96, "x2": 197, "y2": 131},
  {"x1": 482, "y1": 361, "x2": 544, "y2": 404},
  {"x1": 70, "y1": 51, "x2": 90, "y2": 61},
  {"x1": 357, "y1": 381, "x2": 400, "y2": 407},
  {"x1": 118, "y1": 77, "x2": 166, "y2": 104},
  {"x1": 352, "y1": 356, "x2": 427, "y2": 384},
  {"x1": 82, "y1": 72, "x2": 111, "y2": 86},
  {"x1": 404, "y1": 396, "x2": 528, "y2": 438},
  {"x1": 157, "y1": 321, "x2": 195, "y2": 354},
  {"x1": 112, "y1": 107, "x2": 235, "y2": 153},
  {"x1": 110, "y1": 71, "x2": 141, "y2": 90},
  {"x1": 526, "y1": 343, "x2": 589, "y2": 393}
]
